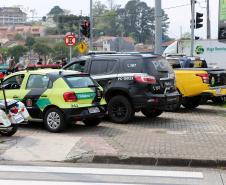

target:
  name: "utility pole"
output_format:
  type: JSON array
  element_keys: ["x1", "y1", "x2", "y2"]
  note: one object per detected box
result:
[
  {"x1": 155, "y1": 0, "x2": 162, "y2": 55},
  {"x1": 90, "y1": 0, "x2": 93, "y2": 51},
  {"x1": 206, "y1": 0, "x2": 211, "y2": 39},
  {"x1": 190, "y1": 0, "x2": 195, "y2": 56}
]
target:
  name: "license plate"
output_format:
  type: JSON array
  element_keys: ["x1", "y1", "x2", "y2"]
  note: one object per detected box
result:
[
  {"x1": 216, "y1": 88, "x2": 221, "y2": 94},
  {"x1": 14, "y1": 114, "x2": 24, "y2": 123},
  {"x1": 88, "y1": 107, "x2": 100, "y2": 114}
]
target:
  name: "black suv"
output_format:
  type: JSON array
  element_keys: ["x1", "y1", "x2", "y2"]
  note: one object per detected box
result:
[{"x1": 63, "y1": 54, "x2": 180, "y2": 123}]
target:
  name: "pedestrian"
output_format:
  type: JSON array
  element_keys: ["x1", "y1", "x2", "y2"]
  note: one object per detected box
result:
[
  {"x1": 8, "y1": 58, "x2": 16, "y2": 73},
  {"x1": 37, "y1": 58, "x2": 43, "y2": 65},
  {"x1": 61, "y1": 57, "x2": 67, "y2": 67}
]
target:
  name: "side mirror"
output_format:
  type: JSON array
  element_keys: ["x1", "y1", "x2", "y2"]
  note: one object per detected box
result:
[{"x1": 0, "y1": 72, "x2": 4, "y2": 80}]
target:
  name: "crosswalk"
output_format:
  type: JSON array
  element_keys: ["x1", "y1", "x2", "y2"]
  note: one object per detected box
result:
[{"x1": 0, "y1": 165, "x2": 204, "y2": 185}]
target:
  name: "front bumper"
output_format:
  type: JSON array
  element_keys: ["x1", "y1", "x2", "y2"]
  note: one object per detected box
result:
[
  {"x1": 132, "y1": 91, "x2": 180, "y2": 111},
  {"x1": 62, "y1": 105, "x2": 106, "y2": 121},
  {"x1": 202, "y1": 85, "x2": 226, "y2": 98}
]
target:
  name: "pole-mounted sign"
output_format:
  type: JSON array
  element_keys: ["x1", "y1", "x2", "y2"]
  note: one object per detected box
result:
[{"x1": 64, "y1": 34, "x2": 76, "y2": 62}]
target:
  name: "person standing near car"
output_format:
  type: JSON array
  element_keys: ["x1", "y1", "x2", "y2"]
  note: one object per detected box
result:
[{"x1": 8, "y1": 58, "x2": 16, "y2": 73}]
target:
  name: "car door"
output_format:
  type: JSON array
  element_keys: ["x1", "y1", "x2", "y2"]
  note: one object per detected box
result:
[
  {"x1": 0, "y1": 74, "x2": 26, "y2": 101},
  {"x1": 90, "y1": 59, "x2": 119, "y2": 89},
  {"x1": 24, "y1": 74, "x2": 52, "y2": 119}
]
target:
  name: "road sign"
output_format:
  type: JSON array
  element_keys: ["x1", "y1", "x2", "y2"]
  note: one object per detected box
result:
[
  {"x1": 78, "y1": 42, "x2": 88, "y2": 54},
  {"x1": 64, "y1": 34, "x2": 76, "y2": 46}
]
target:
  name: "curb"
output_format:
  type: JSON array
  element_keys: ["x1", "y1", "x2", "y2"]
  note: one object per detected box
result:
[{"x1": 81, "y1": 155, "x2": 226, "y2": 168}]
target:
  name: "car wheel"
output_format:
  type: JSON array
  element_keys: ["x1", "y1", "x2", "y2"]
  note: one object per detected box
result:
[
  {"x1": 212, "y1": 96, "x2": 225, "y2": 104},
  {"x1": 83, "y1": 118, "x2": 101, "y2": 126},
  {"x1": 0, "y1": 125, "x2": 18, "y2": 137},
  {"x1": 141, "y1": 109, "x2": 163, "y2": 118},
  {"x1": 182, "y1": 96, "x2": 201, "y2": 109},
  {"x1": 44, "y1": 108, "x2": 66, "y2": 133},
  {"x1": 107, "y1": 95, "x2": 134, "y2": 124}
]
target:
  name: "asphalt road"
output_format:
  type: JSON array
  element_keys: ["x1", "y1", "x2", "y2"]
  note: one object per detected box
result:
[{"x1": 0, "y1": 163, "x2": 224, "y2": 185}]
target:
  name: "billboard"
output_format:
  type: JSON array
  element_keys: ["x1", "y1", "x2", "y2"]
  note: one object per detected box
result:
[{"x1": 219, "y1": 0, "x2": 226, "y2": 40}]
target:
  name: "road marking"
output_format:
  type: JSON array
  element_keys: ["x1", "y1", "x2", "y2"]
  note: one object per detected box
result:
[
  {"x1": 0, "y1": 180, "x2": 137, "y2": 185},
  {"x1": 0, "y1": 165, "x2": 203, "y2": 179}
]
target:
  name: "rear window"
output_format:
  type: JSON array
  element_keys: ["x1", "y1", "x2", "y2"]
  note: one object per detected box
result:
[
  {"x1": 64, "y1": 76, "x2": 95, "y2": 88},
  {"x1": 143, "y1": 58, "x2": 174, "y2": 75}
]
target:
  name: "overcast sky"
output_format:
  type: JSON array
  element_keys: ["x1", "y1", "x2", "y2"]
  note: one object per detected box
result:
[{"x1": 1, "y1": 0, "x2": 219, "y2": 39}]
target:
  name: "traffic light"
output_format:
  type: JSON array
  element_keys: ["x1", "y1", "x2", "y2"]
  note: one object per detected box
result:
[
  {"x1": 195, "y1": 36, "x2": 200, "y2": 40},
  {"x1": 80, "y1": 21, "x2": 90, "y2": 38},
  {"x1": 42, "y1": 16, "x2": 47, "y2": 22},
  {"x1": 195, "y1": 12, "x2": 203, "y2": 29}
]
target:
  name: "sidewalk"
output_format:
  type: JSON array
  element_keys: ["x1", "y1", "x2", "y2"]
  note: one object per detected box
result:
[{"x1": 1, "y1": 105, "x2": 226, "y2": 167}]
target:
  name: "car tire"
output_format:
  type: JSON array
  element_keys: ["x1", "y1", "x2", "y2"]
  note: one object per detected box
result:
[
  {"x1": 83, "y1": 118, "x2": 101, "y2": 126},
  {"x1": 44, "y1": 108, "x2": 66, "y2": 133},
  {"x1": 141, "y1": 109, "x2": 163, "y2": 118},
  {"x1": 182, "y1": 96, "x2": 201, "y2": 109},
  {"x1": 0, "y1": 125, "x2": 18, "y2": 137},
  {"x1": 107, "y1": 95, "x2": 134, "y2": 124},
  {"x1": 212, "y1": 96, "x2": 225, "y2": 104}
]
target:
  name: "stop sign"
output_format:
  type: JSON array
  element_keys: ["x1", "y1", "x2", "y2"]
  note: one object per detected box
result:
[{"x1": 64, "y1": 34, "x2": 76, "y2": 46}]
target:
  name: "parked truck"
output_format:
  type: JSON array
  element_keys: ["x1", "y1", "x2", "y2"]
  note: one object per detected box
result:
[{"x1": 163, "y1": 39, "x2": 226, "y2": 69}]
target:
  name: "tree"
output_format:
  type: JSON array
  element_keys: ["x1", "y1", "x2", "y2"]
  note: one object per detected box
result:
[
  {"x1": 95, "y1": 10, "x2": 121, "y2": 37},
  {"x1": 33, "y1": 42, "x2": 52, "y2": 61},
  {"x1": 25, "y1": 37, "x2": 36, "y2": 48},
  {"x1": 8, "y1": 45, "x2": 28, "y2": 62},
  {"x1": 14, "y1": 34, "x2": 24, "y2": 41},
  {"x1": 48, "y1": 6, "x2": 64, "y2": 16},
  {"x1": 93, "y1": 1, "x2": 107, "y2": 16},
  {"x1": 52, "y1": 42, "x2": 69, "y2": 60}
]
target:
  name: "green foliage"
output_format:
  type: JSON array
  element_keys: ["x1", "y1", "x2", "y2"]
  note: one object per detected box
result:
[
  {"x1": 25, "y1": 37, "x2": 36, "y2": 48},
  {"x1": 48, "y1": 6, "x2": 64, "y2": 15},
  {"x1": 0, "y1": 47, "x2": 9, "y2": 61},
  {"x1": 52, "y1": 42, "x2": 79, "y2": 60},
  {"x1": 14, "y1": 34, "x2": 24, "y2": 41},
  {"x1": 8, "y1": 45, "x2": 28, "y2": 62},
  {"x1": 45, "y1": 27, "x2": 58, "y2": 35},
  {"x1": 53, "y1": 15, "x2": 89, "y2": 35},
  {"x1": 93, "y1": 0, "x2": 170, "y2": 43},
  {"x1": 52, "y1": 42, "x2": 69, "y2": 60},
  {"x1": 33, "y1": 42, "x2": 52, "y2": 58}
]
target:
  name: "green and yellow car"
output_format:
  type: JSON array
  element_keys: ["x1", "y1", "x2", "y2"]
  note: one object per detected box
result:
[{"x1": 0, "y1": 69, "x2": 106, "y2": 132}]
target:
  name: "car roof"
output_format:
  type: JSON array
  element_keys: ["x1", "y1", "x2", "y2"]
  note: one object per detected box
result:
[{"x1": 6, "y1": 69, "x2": 88, "y2": 78}]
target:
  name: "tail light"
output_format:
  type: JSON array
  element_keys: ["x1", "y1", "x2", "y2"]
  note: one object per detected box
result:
[
  {"x1": 10, "y1": 107, "x2": 19, "y2": 114},
  {"x1": 134, "y1": 75, "x2": 156, "y2": 84},
  {"x1": 196, "y1": 73, "x2": 209, "y2": 84},
  {"x1": 63, "y1": 92, "x2": 77, "y2": 102}
]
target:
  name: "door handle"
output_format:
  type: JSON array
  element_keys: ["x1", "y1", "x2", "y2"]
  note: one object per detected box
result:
[
  {"x1": 13, "y1": 95, "x2": 18, "y2": 98},
  {"x1": 108, "y1": 80, "x2": 112, "y2": 84},
  {"x1": 41, "y1": 94, "x2": 47, "y2": 98}
]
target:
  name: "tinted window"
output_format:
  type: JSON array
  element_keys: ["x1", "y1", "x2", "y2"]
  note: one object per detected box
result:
[
  {"x1": 122, "y1": 59, "x2": 143, "y2": 73},
  {"x1": 144, "y1": 58, "x2": 174, "y2": 75},
  {"x1": 90, "y1": 60, "x2": 117, "y2": 75},
  {"x1": 26, "y1": 75, "x2": 50, "y2": 89},
  {"x1": 66, "y1": 61, "x2": 86, "y2": 72},
  {"x1": 64, "y1": 76, "x2": 95, "y2": 88}
]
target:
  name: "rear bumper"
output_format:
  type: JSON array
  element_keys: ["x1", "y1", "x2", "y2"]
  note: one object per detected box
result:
[
  {"x1": 132, "y1": 91, "x2": 180, "y2": 111},
  {"x1": 62, "y1": 105, "x2": 106, "y2": 121},
  {"x1": 202, "y1": 86, "x2": 226, "y2": 98}
]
